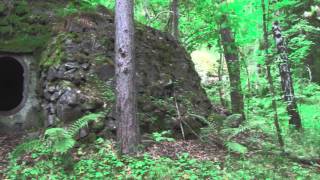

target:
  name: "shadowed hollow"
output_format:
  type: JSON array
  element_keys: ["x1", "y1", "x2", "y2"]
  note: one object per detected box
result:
[{"x1": 0, "y1": 57, "x2": 24, "y2": 112}]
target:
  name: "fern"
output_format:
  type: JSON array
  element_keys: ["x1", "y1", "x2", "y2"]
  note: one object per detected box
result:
[
  {"x1": 44, "y1": 128, "x2": 75, "y2": 154},
  {"x1": 221, "y1": 120, "x2": 265, "y2": 141},
  {"x1": 67, "y1": 112, "x2": 105, "y2": 137},
  {"x1": 45, "y1": 112, "x2": 105, "y2": 153},
  {"x1": 10, "y1": 112, "x2": 106, "y2": 160},
  {"x1": 223, "y1": 126, "x2": 250, "y2": 141},
  {"x1": 225, "y1": 141, "x2": 248, "y2": 154}
]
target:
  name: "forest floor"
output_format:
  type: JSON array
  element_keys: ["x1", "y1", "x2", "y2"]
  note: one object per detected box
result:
[
  {"x1": 0, "y1": 134, "x2": 226, "y2": 167},
  {"x1": 1, "y1": 130, "x2": 320, "y2": 179},
  {"x1": 0, "y1": 132, "x2": 227, "y2": 176},
  {"x1": 146, "y1": 140, "x2": 226, "y2": 161},
  {"x1": 0, "y1": 133, "x2": 24, "y2": 177}
]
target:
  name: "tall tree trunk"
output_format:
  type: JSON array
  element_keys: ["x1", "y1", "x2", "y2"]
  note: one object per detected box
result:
[
  {"x1": 220, "y1": 15, "x2": 245, "y2": 123},
  {"x1": 218, "y1": 47, "x2": 226, "y2": 107},
  {"x1": 240, "y1": 52, "x2": 251, "y2": 120},
  {"x1": 261, "y1": 0, "x2": 284, "y2": 148},
  {"x1": 272, "y1": 21, "x2": 302, "y2": 130},
  {"x1": 168, "y1": 0, "x2": 179, "y2": 39},
  {"x1": 240, "y1": 52, "x2": 251, "y2": 95},
  {"x1": 115, "y1": 0, "x2": 140, "y2": 154}
]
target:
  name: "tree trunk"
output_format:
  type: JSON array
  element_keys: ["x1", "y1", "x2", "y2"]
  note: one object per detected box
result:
[
  {"x1": 220, "y1": 15, "x2": 245, "y2": 123},
  {"x1": 241, "y1": 53, "x2": 251, "y2": 95},
  {"x1": 272, "y1": 21, "x2": 302, "y2": 130},
  {"x1": 261, "y1": 0, "x2": 284, "y2": 149},
  {"x1": 115, "y1": 0, "x2": 140, "y2": 154},
  {"x1": 168, "y1": 0, "x2": 179, "y2": 39},
  {"x1": 218, "y1": 47, "x2": 226, "y2": 107}
]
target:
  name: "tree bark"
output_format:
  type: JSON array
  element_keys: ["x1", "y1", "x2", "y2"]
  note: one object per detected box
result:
[
  {"x1": 220, "y1": 15, "x2": 245, "y2": 123},
  {"x1": 168, "y1": 0, "x2": 179, "y2": 39},
  {"x1": 261, "y1": 0, "x2": 284, "y2": 148},
  {"x1": 218, "y1": 47, "x2": 226, "y2": 107},
  {"x1": 272, "y1": 21, "x2": 302, "y2": 130},
  {"x1": 115, "y1": 0, "x2": 140, "y2": 154}
]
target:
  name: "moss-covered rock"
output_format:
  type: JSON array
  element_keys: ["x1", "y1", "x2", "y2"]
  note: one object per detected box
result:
[
  {"x1": 1, "y1": 1, "x2": 217, "y2": 137},
  {"x1": 15, "y1": 0, "x2": 29, "y2": 16},
  {"x1": 0, "y1": 2, "x2": 6, "y2": 14},
  {"x1": 0, "y1": 0, "x2": 65, "y2": 53}
]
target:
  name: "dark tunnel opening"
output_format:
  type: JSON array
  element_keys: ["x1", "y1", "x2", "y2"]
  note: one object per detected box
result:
[{"x1": 0, "y1": 57, "x2": 24, "y2": 112}]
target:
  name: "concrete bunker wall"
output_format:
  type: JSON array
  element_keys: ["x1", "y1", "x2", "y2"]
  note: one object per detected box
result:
[{"x1": 0, "y1": 54, "x2": 43, "y2": 133}]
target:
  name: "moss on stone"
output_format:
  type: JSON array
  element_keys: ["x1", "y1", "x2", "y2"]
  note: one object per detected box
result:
[
  {"x1": 0, "y1": 1, "x2": 212, "y2": 136},
  {"x1": 0, "y1": 19, "x2": 8, "y2": 26},
  {"x1": 15, "y1": 0, "x2": 29, "y2": 16},
  {"x1": 0, "y1": 0, "x2": 54, "y2": 53},
  {"x1": 0, "y1": 25, "x2": 12, "y2": 36},
  {"x1": 6, "y1": 14, "x2": 22, "y2": 25},
  {"x1": 40, "y1": 45, "x2": 63, "y2": 68},
  {"x1": 0, "y1": 34, "x2": 51, "y2": 53},
  {"x1": 87, "y1": 74, "x2": 115, "y2": 104},
  {"x1": 58, "y1": 81, "x2": 74, "y2": 88},
  {"x1": 0, "y1": 2, "x2": 6, "y2": 14},
  {"x1": 40, "y1": 34, "x2": 69, "y2": 68},
  {"x1": 99, "y1": 37, "x2": 113, "y2": 48},
  {"x1": 137, "y1": 95, "x2": 177, "y2": 132}
]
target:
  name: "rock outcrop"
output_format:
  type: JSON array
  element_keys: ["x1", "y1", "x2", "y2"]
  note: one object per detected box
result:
[{"x1": 0, "y1": 1, "x2": 215, "y2": 137}]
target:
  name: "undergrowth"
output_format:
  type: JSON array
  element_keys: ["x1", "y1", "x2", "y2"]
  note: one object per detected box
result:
[
  {"x1": 4, "y1": 137, "x2": 320, "y2": 179},
  {"x1": 4, "y1": 75, "x2": 320, "y2": 180}
]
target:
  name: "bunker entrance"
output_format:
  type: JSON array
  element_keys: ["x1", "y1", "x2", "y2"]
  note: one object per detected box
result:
[{"x1": 0, "y1": 57, "x2": 24, "y2": 112}]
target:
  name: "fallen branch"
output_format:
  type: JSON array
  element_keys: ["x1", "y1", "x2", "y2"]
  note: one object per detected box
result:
[{"x1": 173, "y1": 91, "x2": 185, "y2": 140}]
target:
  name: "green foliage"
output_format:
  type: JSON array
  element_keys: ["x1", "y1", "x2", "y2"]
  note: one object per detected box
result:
[
  {"x1": 6, "y1": 138, "x2": 223, "y2": 179},
  {"x1": 56, "y1": 0, "x2": 101, "y2": 16},
  {"x1": 10, "y1": 112, "x2": 104, "y2": 161},
  {"x1": 222, "y1": 120, "x2": 265, "y2": 140},
  {"x1": 151, "y1": 130, "x2": 175, "y2": 142},
  {"x1": 0, "y1": 0, "x2": 53, "y2": 53},
  {"x1": 204, "y1": 82, "x2": 230, "y2": 105},
  {"x1": 89, "y1": 74, "x2": 115, "y2": 104},
  {"x1": 222, "y1": 154, "x2": 320, "y2": 180},
  {"x1": 286, "y1": 19, "x2": 317, "y2": 63},
  {"x1": 44, "y1": 128, "x2": 76, "y2": 154},
  {"x1": 72, "y1": 138, "x2": 123, "y2": 179},
  {"x1": 10, "y1": 139, "x2": 42, "y2": 160},
  {"x1": 67, "y1": 112, "x2": 105, "y2": 137},
  {"x1": 83, "y1": 0, "x2": 115, "y2": 9},
  {"x1": 6, "y1": 137, "x2": 320, "y2": 179},
  {"x1": 134, "y1": 0, "x2": 171, "y2": 31},
  {"x1": 0, "y1": 34, "x2": 51, "y2": 53},
  {"x1": 40, "y1": 33, "x2": 70, "y2": 68},
  {"x1": 4, "y1": 0, "x2": 320, "y2": 179},
  {"x1": 0, "y1": 2, "x2": 5, "y2": 13},
  {"x1": 225, "y1": 141, "x2": 248, "y2": 154},
  {"x1": 242, "y1": 82, "x2": 320, "y2": 156}
]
